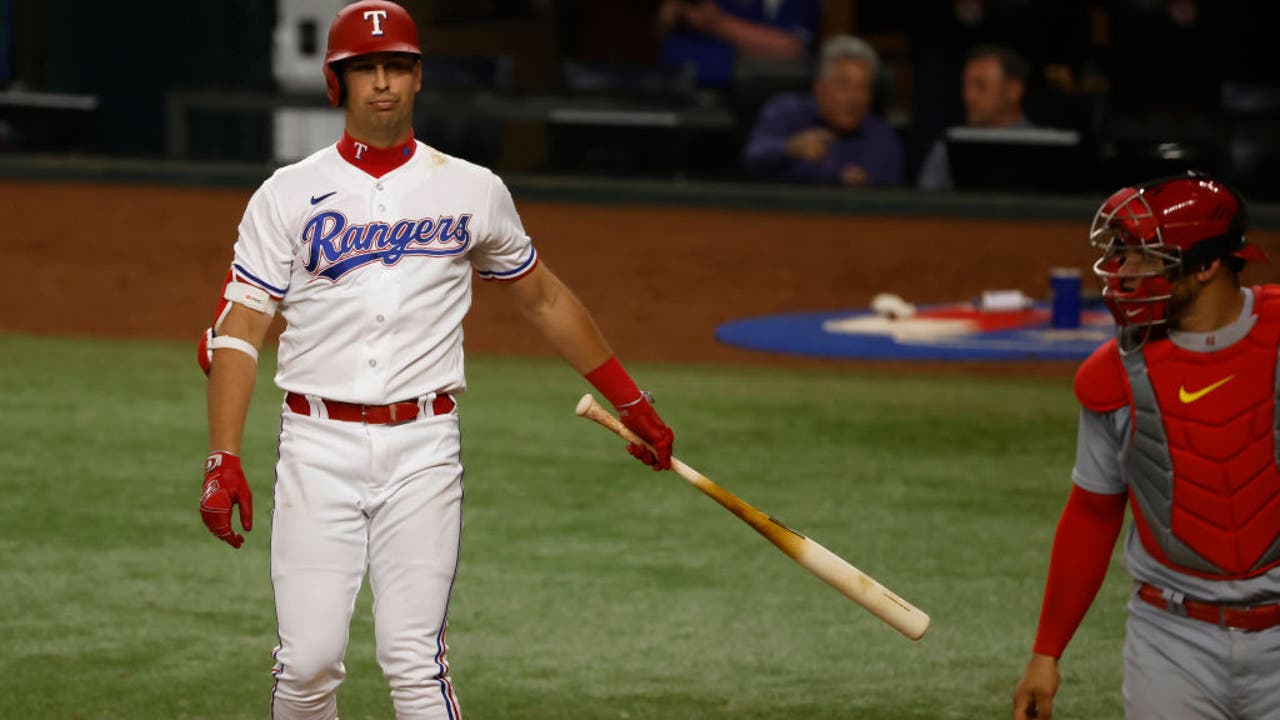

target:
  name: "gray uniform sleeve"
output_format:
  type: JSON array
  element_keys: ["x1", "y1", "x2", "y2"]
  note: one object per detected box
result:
[{"x1": 1071, "y1": 407, "x2": 1128, "y2": 494}]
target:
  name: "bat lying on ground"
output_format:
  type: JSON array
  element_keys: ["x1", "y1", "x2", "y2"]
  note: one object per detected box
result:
[{"x1": 575, "y1": 394, "x2": 930, "y2": 641}]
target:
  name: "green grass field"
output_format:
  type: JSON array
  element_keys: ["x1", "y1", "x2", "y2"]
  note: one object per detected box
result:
[{"x1": 0, "y1": 333, "x2": 1130, "y2": 719}]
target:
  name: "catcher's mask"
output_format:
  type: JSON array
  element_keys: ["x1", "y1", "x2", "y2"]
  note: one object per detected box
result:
[
  {"x1": 324, "y1": 0, "x2": 422, "y2": 107},
  {"x1": 1090, "y1": 171, "x2": 1264, "y2": 354}
]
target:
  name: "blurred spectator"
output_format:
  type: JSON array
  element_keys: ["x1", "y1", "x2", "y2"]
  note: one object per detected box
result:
[
  {"x1": 917, "y1": 45, "x2": 1031, "y2": 191},
  {"x1": 742, "y1": 35, "x2": 903, "y2": 188},
  {"x1": 906, "y1": 0, "x2": 1092, "y2": 176},
  {"x1": 657, "y1": 0, "x2": 820, "y2": 88}
]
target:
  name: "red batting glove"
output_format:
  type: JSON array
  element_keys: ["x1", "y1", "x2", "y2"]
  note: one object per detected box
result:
[
  {"x1": 584, "y1": 356, "x2": 675, "y2": 471},
  {"x1": 616, "y1": 392, "x2": 674, "y2": 471},
  {"x1": 201, "y1": 451, "x2": 253, "y2": 549}
]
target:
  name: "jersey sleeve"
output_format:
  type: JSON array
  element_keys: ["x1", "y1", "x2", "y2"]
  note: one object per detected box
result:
[
  {"x1": 471, "y1": 173, "x2": 538, "y2": 282},
  {"x1": 1071, "y1": 338, "x2": 1130, "y2": 494},
  {"x1": 1071, "y1": 407, "x2": 1128, "y2": 495},
  {"x1": 230, "y1": 181, "x2": 292, "y2": 300}
]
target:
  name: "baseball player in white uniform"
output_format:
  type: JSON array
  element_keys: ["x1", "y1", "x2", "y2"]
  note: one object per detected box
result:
[{"x1": 196, "y1": 3, "x2": 675, "y2": 718}]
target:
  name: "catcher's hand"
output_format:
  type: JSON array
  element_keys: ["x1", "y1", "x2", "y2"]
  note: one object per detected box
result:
[
  {"x1": 1013, "y1": 653, "x2": 1060, "y2": 719},
  {"x1": 201, "y1": 451, "x2": 253, "y2": 549},
  {"x1": 615, "y1": 391, "x2": 674, "y2": 471}
]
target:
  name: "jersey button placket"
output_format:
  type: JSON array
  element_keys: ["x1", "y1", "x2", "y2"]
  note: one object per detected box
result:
[{"x1": 363, "y1": 182, "x2": 391, "y2": 392}]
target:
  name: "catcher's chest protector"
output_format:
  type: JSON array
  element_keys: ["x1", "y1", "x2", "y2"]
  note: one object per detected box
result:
[{"x1": 1122, "y1": 286, "x2": 1280, "y2": 578}]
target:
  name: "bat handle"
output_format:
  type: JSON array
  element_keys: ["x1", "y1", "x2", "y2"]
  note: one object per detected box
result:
[
  {"x1": 579, "y1": 394, "x2": 710, "y2": 493},
  {"x1": 576, "y1": 393, "x2": 646, "y2": 446}
]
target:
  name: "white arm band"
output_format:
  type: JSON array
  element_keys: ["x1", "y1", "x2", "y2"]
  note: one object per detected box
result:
[
  {"x1": 208, "y1": 335, "x2": 259, "y2": 362},
  {"x1": 223, "y1": 281, "x2": 279, "y2": 315}
]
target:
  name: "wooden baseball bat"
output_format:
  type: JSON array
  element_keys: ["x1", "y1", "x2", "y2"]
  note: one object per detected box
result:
[{"x1": 575, "y1": 394, "x2": 930, "y2": 641}]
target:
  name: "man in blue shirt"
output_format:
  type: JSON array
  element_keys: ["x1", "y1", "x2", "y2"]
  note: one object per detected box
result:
[
  {"x1": 742, "y1": 35, "x2": 903, "y2": 187},
  {"x1": 658, "y1": 0, "x2": 820, "y2": 88}
]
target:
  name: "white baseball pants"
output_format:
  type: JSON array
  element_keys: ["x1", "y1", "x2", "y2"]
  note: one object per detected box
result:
[{"x1": 268, "y1": 406, "x2": 464, "y2": 720}]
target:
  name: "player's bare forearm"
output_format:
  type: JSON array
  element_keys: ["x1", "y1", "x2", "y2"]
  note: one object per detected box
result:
[
  {"x1": 207, "y1": 303, "x2": 274, "y2": 453},
  {"x1": 504, "y1": 263, "x2": 613, "y2": 374},
  {"x1": 513, "y1": 267, "x2": 677, "y2": 471},
  {"x1": 208, "y1": 352, "x2": 258, "y2": 453}
]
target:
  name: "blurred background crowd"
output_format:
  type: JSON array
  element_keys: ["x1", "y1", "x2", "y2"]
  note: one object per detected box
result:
[{"x1": 1, "y1": 0, "x2": 1277, "y2": 199}]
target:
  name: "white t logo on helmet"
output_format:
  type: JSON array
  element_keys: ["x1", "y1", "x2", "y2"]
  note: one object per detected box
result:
[{"x1": 363, "y1": 9, "x2": 388, "y2": 35}]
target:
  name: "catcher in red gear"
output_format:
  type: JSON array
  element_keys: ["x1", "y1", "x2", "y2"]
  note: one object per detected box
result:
[{"x1": 1013, "y1": 173, "x2": 1280, "y2": 720}]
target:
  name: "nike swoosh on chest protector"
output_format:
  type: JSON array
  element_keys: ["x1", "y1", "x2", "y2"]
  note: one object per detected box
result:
[{"x1": 1178, "y1": 375, "x2": 1235, "y2": 404}]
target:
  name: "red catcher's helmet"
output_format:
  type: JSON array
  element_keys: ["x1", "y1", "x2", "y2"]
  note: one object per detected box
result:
[
  {"x1": 323, "y1": 1, "x2": 421, "y2": 107},
  {"x1": 1090, "y1": 172, "x2": 1264, "y2": 354}
]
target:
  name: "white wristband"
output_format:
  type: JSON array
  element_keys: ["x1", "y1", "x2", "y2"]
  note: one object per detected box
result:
[{"x1": 208, "y1": 335, "x2": 259, "y2": 362}]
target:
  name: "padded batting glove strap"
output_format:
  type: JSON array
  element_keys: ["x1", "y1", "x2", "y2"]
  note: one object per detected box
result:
[{"x1": 201, "y1": 451, "x2": 254, "y2": 549}]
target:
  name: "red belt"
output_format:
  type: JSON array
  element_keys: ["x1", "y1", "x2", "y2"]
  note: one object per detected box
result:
[
  {"x1": 285, "y1": 391, "x2": 454, "y2": 425},
  {"x1": 1137, "y1": 582, "x2": 1280, "y2": 632}
]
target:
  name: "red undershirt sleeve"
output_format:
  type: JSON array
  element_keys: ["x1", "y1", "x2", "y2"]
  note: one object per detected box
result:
[{"x1": 1032, "y1": 485, "x2": 1128, "y2": 658}]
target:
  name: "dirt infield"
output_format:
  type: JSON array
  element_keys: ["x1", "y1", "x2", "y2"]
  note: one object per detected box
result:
[{"x1": 6, "y1": 181, "x2": 1279, "y2": 377}]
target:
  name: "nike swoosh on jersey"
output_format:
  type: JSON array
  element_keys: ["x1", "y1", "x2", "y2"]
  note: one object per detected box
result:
[
  {"x1": 310, "y1": 191, "x2": 338, "y2": 205},
  {"x1": 1178, "y1": 375, "x2": 1235, "y2": 404}
]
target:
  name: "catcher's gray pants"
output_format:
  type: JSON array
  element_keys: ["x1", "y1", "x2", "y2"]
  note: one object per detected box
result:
[{"x1": 1123, "y1": 591, "x2": 1280, "y2": 719}]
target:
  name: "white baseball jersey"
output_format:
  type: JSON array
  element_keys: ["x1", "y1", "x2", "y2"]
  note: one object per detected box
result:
[{"x1": 230, "y1": 134, "x2": 538, "y2": 404}]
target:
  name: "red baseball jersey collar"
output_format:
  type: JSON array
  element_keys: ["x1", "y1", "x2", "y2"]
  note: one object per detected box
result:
[{"x1": 336, "y1": 132, "x2": 416, "y2": 178}]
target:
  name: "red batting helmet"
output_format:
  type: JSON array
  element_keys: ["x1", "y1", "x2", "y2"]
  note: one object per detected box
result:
[
  {"x1": 1090, "y1": 171, "x2": 1263, "y2": 354},
  {"x1": 323, "y1": 1, "x2": 422, "y2": 107}
]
